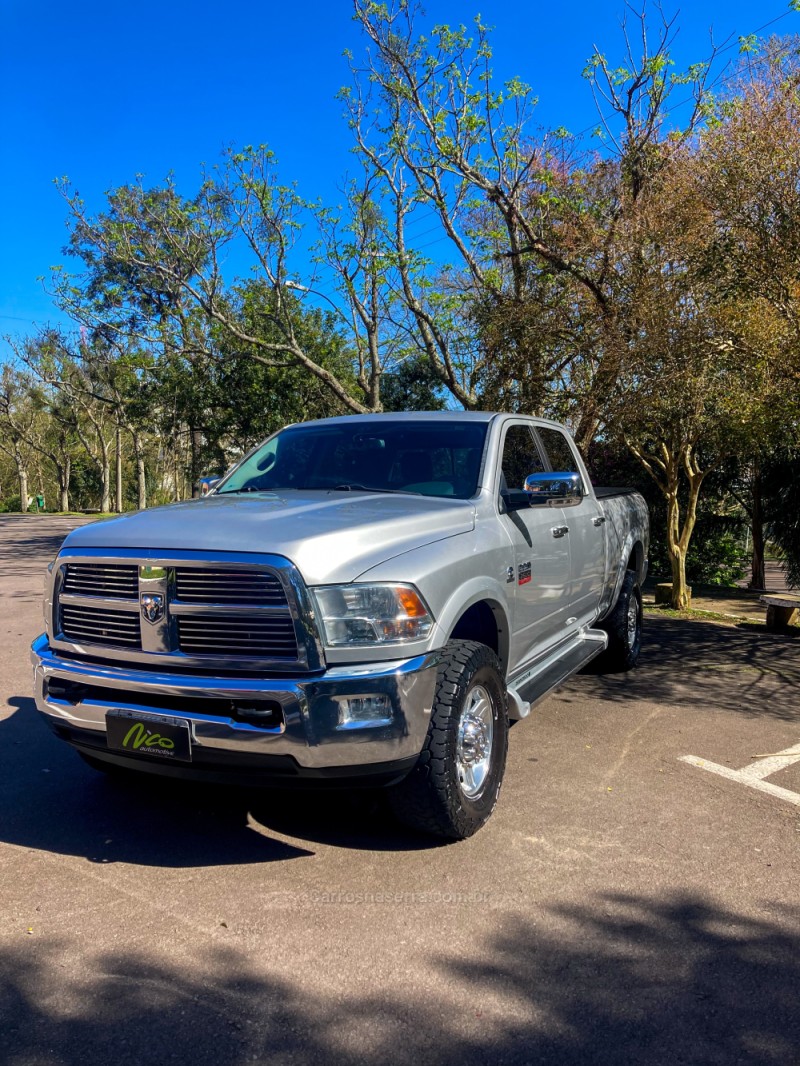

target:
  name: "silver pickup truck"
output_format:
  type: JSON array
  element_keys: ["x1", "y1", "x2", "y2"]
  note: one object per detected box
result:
[{"x1": 31, "y1": 412, "x2": 648, "y2": 839}]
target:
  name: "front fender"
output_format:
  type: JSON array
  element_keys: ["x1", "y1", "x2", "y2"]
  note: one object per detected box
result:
[
  {"x1": 355, "y1": 529, "x2": 512, "y2": 672},
  {"x1": 430, "y1": 576, "x2": 512, "y2": 673}
]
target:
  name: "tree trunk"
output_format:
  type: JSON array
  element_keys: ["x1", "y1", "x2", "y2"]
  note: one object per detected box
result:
[
  {"x1": 668, "y1": 547, "x2": 691, "y2": 609},
  {"x1": 18, "y1": 467, "x2": 29, "y2": 512},
  {"x1": 133, "y1": 432, "x2": 147, "y2": 510},
  {"x1": 748, "y1": 464, "x2": 765, "y2": 590},
  {"x1": 100, "y1": 454, "x2": 111, "y2": 514},
  {"x1": 98, "y1": 435, "x2": 111, "y2": 514},
  {"x1": 664, "y1": 458, "x2": 704, "y2": 610},
  {"x1": 630, "y1": 442, "x2": 704, "y2": 611},
  {"x1": 13, "y1": 444, "x2": 29, "y2": 511},
  {"x1": 58, "y1": 456, "x2": 70, "y2": 512},
  {"x1": 115, "y1": 426, "x2": 124, "y2": 512},
  {"x1": 665, "y1": 487, "x2": 692, "y2": 609},
  {"x1": 749, "y1": 519, "x2": 766, "y2": 591},
  {"x1": 190, "y1": 426, "x2": 202, "y2": 498}
]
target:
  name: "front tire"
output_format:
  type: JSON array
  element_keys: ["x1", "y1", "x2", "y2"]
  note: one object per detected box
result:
[
  {"x1": 388, "y1": 640, "x2": 508, "y2": 840},
  {"x1": 597, "y1": 569, "x2": 642, "y2": 671}
]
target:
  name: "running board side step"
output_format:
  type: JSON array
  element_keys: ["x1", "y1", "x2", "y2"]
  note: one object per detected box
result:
[{"x1": 506, "y1": 629, "x2": 608, "y2": 720}]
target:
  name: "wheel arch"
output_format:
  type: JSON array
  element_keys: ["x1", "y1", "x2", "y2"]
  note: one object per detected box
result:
[
  {"x1": 599, "y1": 534, "x2": 647, "y2": 622},
  {"x1": 628, "y1": 540, "x2": 645, "y2": 579},
  {"x1": 434, "y1": 581, "x2": 511, "y2": 677}
]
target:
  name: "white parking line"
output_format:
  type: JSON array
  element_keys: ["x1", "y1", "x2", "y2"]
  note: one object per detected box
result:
[
  {"x1": 739, "y1": 743, "x2": 800, "y2": 780},
  {"x1": 679, "y1": 743, "x2": 800, "y2": 808}
]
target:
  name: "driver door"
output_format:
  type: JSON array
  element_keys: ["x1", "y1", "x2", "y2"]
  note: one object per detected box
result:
[{"x1": 498, "y1": 422, "x2": 572, "y2": 674}]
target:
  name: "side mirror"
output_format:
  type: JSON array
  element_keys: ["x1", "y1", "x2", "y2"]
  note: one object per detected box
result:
[
  {"x1": 499, "y1": 488, "x2": 532, "y2": 513},
  {"x1": 199, "y1": 475, "x2": 221, "y2": 497},
  {"x1": 523, "y1": 471, "x2": 584, "y2": 507}
]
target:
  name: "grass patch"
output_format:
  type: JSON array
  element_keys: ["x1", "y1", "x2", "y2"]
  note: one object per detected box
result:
[
  {"x1": 0, "y1": 511, "x2": 118, "y2": 518},
  {"x1": 643, "y1": 604, "x2": 763, "y2": 627}
]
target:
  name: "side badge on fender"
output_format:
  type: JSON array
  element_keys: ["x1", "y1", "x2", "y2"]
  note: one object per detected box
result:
[{"x1": 518, "y1": 562, "x2": 532, "y2": 585}]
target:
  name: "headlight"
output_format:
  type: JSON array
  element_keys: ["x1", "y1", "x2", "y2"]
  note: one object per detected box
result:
[{"x1": 311, "y1": 583, "x2": 434, "y2": 647}]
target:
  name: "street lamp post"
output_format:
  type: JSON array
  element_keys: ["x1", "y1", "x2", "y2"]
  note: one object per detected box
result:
[{"x1": 283, "y1": 279, "x2": 344, "y2": 318}]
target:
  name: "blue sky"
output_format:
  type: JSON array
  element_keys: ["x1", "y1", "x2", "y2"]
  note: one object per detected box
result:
[{"x1": 2, "y1": 0, "x2": 798, "y2": 352}]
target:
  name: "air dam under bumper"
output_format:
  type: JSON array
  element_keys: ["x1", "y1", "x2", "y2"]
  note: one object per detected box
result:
[{"x1": 30, "y1": 635, "x2": 439, "y2": 786}]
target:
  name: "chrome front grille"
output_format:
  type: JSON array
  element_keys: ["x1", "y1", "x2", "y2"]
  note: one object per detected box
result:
[
  {"x1": 177, "y1": 614, "x2": 298, "y2": 658},
  {"x1": 61, "y1": 604, "x2": 142, "y2": 649},
  {"x1": 174, "y1": 568, "x2": 286, "y2": 605},
  {"x1": 63, "y1": 564, "x2": 138, "y2": 599},
  {"x1": 52, "y1": 557, "x2": 310, "y2": 669}
]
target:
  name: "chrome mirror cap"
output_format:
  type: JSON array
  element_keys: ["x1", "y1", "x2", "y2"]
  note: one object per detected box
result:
[
  {"x1": 199, "y1": 476, "x2": 221, "y2": 496},
  {"x1": 524, "y1": 471, "x2": 584, "y2": 505}
]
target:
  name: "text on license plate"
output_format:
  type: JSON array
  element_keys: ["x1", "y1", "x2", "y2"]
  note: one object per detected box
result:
[{"x1": 106, "y1": 709, "x2": 192, "y2": 762}]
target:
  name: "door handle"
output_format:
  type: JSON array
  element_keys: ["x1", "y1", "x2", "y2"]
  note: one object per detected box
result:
[
  {"x1": 551, "y1": 525, "x2": 569, "y2": 538},
  {"x1": 593, "y1": 515, "x2": 606, "y2": 526}
]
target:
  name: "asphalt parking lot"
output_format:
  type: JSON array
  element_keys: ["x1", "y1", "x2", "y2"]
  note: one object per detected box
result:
[{"x1": 1, "y1": 516, "x2": 799, "y2": 1065}]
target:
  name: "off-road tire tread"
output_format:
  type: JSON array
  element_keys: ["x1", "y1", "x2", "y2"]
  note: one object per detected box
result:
[
  {"x1": 597, "y1": 570, "x2": 642, "y2": 672},
  {"x1": 388, "y1": 640, "x2": 508, "y2": 840}
]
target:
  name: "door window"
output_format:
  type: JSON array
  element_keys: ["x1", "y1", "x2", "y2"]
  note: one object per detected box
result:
[
  {"x1": 500, "y1": 425, "x2": 545, "y2": 491},
  {"x1": 537, "y1": 426, "x2": 578, "y2": 472}
]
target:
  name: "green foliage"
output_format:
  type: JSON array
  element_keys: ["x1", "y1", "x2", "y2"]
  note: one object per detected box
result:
[
  {"x1": 67, "y1": 455, "x2": 102, "y2": 511},
  {"x1": 380, "y1": 355, "x2": 448, "y2": 411},
  {"x1": 587, "y1": 441, "x2": 747, "y2": 586},
  {"x1": 762, "y1": 448, "x2": 800, "y2": 588},
  {"x1": 5, "y1": 0, "x2": 795, "y2": 602},
  {"x1": 738, "y1": 35, "x2": 759, "y2": 55},
  {"x1": 682, "y1": 517, "x2": 748, "y2": 587}
]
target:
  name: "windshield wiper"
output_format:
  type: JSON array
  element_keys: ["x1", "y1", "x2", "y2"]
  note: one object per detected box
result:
[
  {"x1": 219, "y1": 483, "x2": 424, "y2": 497},
  {"x1": 331, "y1": 484, "x2": 423, "y2": 496}
]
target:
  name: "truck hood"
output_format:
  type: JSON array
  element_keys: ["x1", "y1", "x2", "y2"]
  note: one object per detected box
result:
[{"x1": 61, "y1": 491, "x2": 476, "y2": 585}]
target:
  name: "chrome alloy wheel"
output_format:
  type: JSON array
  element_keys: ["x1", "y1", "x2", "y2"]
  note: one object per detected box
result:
[
  {"x1": 456, "y1": 684, "x2": 494, "y2": 799},
  {"x1": 627, "y1": 595, "x2": 639, "y2": 645}
]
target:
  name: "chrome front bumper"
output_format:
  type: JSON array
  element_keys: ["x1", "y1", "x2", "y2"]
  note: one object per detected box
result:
[{"x1": 31, "y1": 634, "x2": 439, "y2": 778}]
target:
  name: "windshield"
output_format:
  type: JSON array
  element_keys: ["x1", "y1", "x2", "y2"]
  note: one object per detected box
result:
[{"x1": 217, "y1": 419, "x2": 489, "y2": 500}]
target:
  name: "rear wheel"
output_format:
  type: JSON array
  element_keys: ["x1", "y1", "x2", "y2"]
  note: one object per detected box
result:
[
  {"x1": 388, "y1": 640, "x2": 508, "y2": 840},
  {"x1": 598, "y1": 570, "x2": 642, "y2": 671}
]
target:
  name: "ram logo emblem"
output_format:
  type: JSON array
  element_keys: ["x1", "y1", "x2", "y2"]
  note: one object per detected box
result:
[{"x1": 140, "y1": 593, "x2": 165, "y2": 625}]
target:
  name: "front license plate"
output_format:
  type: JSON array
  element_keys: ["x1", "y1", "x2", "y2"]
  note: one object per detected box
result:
[{"x1": 106, "y1": 710, "x2": 192, "y2": 762}]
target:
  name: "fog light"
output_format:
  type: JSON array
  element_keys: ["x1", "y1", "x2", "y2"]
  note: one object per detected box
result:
[{"x1": 336, "y1": 695, "x2": 393, "y2": 730}]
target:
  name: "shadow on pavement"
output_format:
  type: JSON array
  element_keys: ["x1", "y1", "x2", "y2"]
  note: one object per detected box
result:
[
  {"x1": 0, "y1": 698, "x2": 435, "y2": 864},
  {"x1": 0, "y1": 523, "x2": 76, "y2": 566},
  {"x1": 576, "y1": 616, "x2": 800, "y2": 720},
  {"x1": 1, "y1": 891, "x2": 797, "y2": 1065},
  {"x1": 245, "y1": 789, "x2": 441, "y2": 853}
]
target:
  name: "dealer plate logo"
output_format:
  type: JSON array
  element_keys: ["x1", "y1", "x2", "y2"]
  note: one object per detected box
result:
[{"x1": 140, "y1": 592, "x2": 165, "y2": 625}]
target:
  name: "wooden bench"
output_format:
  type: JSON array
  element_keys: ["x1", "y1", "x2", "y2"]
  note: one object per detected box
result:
[{"x1": 760, "y1": 594, "x2": 800, "y2": 630}]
